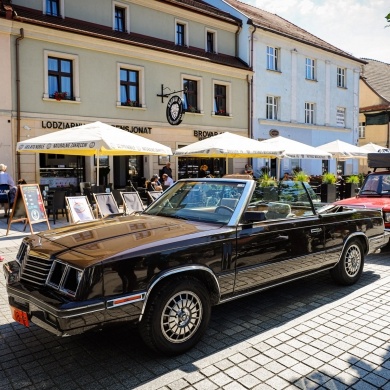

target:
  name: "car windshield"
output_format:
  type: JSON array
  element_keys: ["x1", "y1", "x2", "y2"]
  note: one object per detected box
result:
[
  {"x1": 360, "y1": 174, "x2": 390, "y2": 195},
  {"x1": 144, "y1": 180, "x2": 248, "y2": 223}
]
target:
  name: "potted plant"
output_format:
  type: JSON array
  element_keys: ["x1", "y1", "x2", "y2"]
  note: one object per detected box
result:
[
  {"x1": 293, "y1": 170, "x2": 309, "y2": 182},
  {"x1": 321, "y1": 172, "x2": 337, "y2": 203},
  {"x1": 53, "y1": 91, "x2": 67, "y2": 101},
  {"x1": 258, "y1": 173, "x2": 277, "y2": 200},
  {"x1": 344, "y1": 175, "x2": 359, "y2": 198}
]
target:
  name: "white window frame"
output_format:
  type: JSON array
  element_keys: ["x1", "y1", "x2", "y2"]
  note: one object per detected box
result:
[
  {"x1": 358, "y1": 122, "x2": 366, "y2": 138},
  {"x1": 43, "y1": 50, "x2": 80, "y2": 102},
  {"x1": 116, "y1": 63, "x2": 145, "y2": 108},
  {"x1": 43, "y1": 0, "x2": 65, "y2": 18},
  {"x1": 205, "y1": 28, "x2": 217, "y2": 54},
  {"x1": 212, "y1": 80, "x2": 231, "y2": 116},
  {"x1": 305, "y1": 58, "x2": 316, "y2": 80},
  {"x1": 336, "y1": 107, "x2": 346, "y2": 127},
  {"x1": 337, "y1": 67, "x2": 346, "y2": 88},
  {"x1": 181, "y1": 74, "x2": 203, "y2": 114},
  {"x1": 305, "y1": 102, "x2": 315, "y2": 124},
  {"x1": 267, "y1": 46, "x2": 279, "y2": 71},
  {"x1": 112, "y1": 1, "x2": 130, "y2": 33},
  {"x1": 266, "y1": 95, "x2": 279, "y2": 120},
  {"x1": 175, "y1": 19, "x2": 189, "y2": 47}
]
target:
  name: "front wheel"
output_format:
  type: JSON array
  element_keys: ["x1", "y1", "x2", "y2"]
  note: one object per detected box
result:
[
  {"x1": 139, "y1": 276, "x2": 211, "y2": 355},
  {"x1": 330, "y1": 239, "x2": 364, "y2": 285}
]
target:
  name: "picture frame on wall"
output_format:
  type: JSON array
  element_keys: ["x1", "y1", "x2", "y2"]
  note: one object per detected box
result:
[{"x1": 158, "y1": 155, "x2": 170, "y2": 165}]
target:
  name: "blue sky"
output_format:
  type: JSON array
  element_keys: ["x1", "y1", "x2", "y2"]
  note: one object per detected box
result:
[{"x1": 248, "y1": 0, "x2": 390, "y2": 63}]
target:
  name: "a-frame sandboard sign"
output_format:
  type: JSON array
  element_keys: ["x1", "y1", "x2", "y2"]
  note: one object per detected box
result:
[{"x1": 6, "y1": 184, "x2": 50, "y2": 235}]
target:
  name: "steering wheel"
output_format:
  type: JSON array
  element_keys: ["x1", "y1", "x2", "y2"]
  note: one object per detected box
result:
[{"x1": 214, "y1": 205, "x2": 234, "y2": 215}]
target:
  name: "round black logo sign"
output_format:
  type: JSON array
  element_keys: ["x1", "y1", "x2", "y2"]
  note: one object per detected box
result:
[{"x1": 166, "y1": 96, "x2": 184, "y2": 126}]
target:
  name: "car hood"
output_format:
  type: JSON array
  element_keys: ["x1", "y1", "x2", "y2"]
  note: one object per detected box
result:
[
  {"x1": 335, "y1": 197, "x2": 390, "y2": 209},
  {"x1": 30, "y1": 215, "x2": 217, "y2": 268}
]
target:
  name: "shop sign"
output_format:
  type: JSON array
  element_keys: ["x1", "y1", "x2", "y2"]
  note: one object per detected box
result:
[
  {"x1": 194, "y1": 130, "x2": 221, "y2": 140},
  {"x1": 42, "y1": 121, "x2": 151, "y2": 134},
  {"x1": 166, "y1": 96, "x2": 184, "y2": 126},
  {"x1": 115, "y1": 125, "x2": 151, "y2": 134},
  {"x1": 42, "y1": 121, "x2": 85, "y2": 129}
]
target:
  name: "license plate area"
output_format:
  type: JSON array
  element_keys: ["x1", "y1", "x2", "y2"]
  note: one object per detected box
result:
[{"x1": 11, "y1": 306, "x2": 29, "y2": 327}]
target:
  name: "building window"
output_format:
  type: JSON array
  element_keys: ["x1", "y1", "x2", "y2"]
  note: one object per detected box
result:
[
  {"x1": 117, "y1": 63, "x2": 144, "y2": 108},
  {"x1": 337, "y1": 67, "x2": 346, "y2": 88},
  {"x1": 305, "y1": 58, "x2": 315, "y2": 80},
  {"x1": 120, "y1": 69, "x2": 140, "y2": 106},
  {"x1": 359, "y1": 122, "x2": 366, "y2": 138},
  {"x1": 305, "y1": 102, "x2": 315, "y2": 124},
  {"x1": 336, "y1": 107, "x2": 346, "y2": 127},
  {"x1": 206, "y1": 29, "x2": 217, "y2": 53},
  {"x1": 112, "y1": 2, "x2": 130, "y2": 33},
  {"x1": 176, "y1": 21, "x2": 188, "y2": 46},
  {"x1": 48, "y1": 57, "x2": 73, "y2": 100},
  {"x1": 266, "y1": 96, "x2": 279, "y2": 120},
  {"x1": 214, "y1": 84, "x2": 228, "y2": 116},
  {"x1": 44, "y1": 51, "x2": 79, "y2": 101},
  {"x1": 267, "y1": 46, "x2": 279, "y2": 71},
  {"x1": 43, "y1": 0, "x2": 64, "y2": 17},
  {"x1": 183, "y1": 79, "x2": 199, "y2": 113},
  {"x1": 114, "y1": 7, "x2": 125, "y2": 32}
]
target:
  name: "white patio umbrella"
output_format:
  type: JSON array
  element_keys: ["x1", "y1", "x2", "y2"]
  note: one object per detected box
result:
[
  {"x1": 17, "y1": 121, "x2": 172, "y2": 185},
  {"x1": 359, "y1": 142, "x2": 390, "y2": 153},
  {"x1": 174, "y1": 132, "x2": 285, "y2": 174},
  {"x1": 317, "y1": 140, "x2": 368, "y2": 159},
  {"x1": 256, "y1": 136, "x2": 332, "y2": 179}
]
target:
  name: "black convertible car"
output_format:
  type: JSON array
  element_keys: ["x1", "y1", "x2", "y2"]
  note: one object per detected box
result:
[{"x1": 3, "y1": 178, "x2": 389, "y2": 355}]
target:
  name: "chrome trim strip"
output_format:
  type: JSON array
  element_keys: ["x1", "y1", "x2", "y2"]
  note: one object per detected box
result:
[
  {"x1": 7, "y1": 286, "x2": 105, "y2": 318},
  {"x1": 139, "y1": 265, "x2": 221, "y2": 321}
]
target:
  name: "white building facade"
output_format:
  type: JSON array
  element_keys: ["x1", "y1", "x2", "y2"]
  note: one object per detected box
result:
[{"x1": 205, "y1": 0, "x2": 364, "y2": 177}]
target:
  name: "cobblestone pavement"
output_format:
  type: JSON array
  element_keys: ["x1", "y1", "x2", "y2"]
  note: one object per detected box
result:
[{"x1": 1, "y1": 216, "x2": 390, "y2": 389}]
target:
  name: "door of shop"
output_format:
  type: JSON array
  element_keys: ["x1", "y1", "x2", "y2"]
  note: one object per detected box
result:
[
  {"x1": 113, "y1": 155, "x2": 144, "y2": 189},
  {"x1": 177, "y1": 157, "x2": 225, "y2": 179}
]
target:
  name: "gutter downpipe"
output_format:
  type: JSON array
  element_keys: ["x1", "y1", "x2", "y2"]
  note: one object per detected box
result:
[
  {"x1": 16, "y1": 28, "x2": 24, "y2": 178},
  {"x1": 249, "y1": 20, "x2": 256, "y2": 140}
]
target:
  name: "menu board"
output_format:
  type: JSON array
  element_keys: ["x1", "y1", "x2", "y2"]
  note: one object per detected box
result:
[{"x1": 6, "y1": 184, "x2": 50, "y2": 235}]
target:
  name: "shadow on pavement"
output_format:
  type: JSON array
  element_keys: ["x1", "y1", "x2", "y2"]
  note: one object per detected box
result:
[{"x1": 0, "y1": 260, "x2": 384, "y2": 389}]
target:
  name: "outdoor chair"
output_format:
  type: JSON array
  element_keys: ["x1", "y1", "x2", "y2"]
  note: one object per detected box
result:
[
  {"x1": 121, "y1": 192, "x2": 145, "y2": 214},
  {"x1": 93, "y1": 193, "x2": 122, "y2": 218},
  {"x1": 46, "y1": 189, "x2": 68, "y2": 224},
  {"x1": 66, "y1": 196, "x2": 96, "y2": 223},
  {"x1": 146, "y1": 190, "x2": 162, "y2": 205}
]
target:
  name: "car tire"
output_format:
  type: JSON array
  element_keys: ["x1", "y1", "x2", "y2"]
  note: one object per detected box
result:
[
  {"x1": 139, "y1": 276, "x2": 211, "y2": 355},
  {"x1": 330, "y1": 239, "x2": 364, "y2": 285}
]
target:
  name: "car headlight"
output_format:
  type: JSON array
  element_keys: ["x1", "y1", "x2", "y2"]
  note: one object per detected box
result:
[
  {"x1": 383, "y1": 212, "x2": 390, "y2": 223},
  {"x1": 46, "y1": 260, "x2": 83, "y2": 297}
]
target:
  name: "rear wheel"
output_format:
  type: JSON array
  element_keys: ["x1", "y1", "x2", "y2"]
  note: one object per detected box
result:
[
  {"x1": 139, "y1": 276, "x2": 211, "y2": 355},
  {"x1": 330, "y1": 239, "x2": 364, "y2": 285}
]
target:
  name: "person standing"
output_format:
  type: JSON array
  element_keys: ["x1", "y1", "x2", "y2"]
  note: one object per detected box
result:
[
  {"x1": 0, "y1": 163, "x2": 15, "y2": 217},
  {"x1": 198, "y1": 165, "x2": 208, "y2": 178},
  {"x1": 161, "y1": 162, "x2": 172, "y2": 179}
]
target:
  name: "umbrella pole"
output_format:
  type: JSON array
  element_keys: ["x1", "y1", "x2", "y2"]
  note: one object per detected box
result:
[
  {"x1": 96, "y1": 151, "x2": 100, "y2": 187},
  {"x1": 276, "y1": 158, "x2": 281, "y2": 181}
]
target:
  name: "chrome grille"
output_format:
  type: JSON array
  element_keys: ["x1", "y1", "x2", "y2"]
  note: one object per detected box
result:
[
  {"x1": 20, "y1": 254, "x2": 53, "y2": 286},
  {"x1": 16, "y1": 241, "x2": 28, "y2": 265}
]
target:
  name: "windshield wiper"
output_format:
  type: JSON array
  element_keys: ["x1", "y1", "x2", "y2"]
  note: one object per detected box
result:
[{"x1": 360, "y1": 190, "x2": 379, "y2": 194}]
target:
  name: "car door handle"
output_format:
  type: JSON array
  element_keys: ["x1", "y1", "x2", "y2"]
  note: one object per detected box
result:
[{"x1": 311, "y1": 228, "x2": 322, "y2": 233}]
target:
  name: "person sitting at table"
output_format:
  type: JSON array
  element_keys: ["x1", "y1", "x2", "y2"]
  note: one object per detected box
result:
[
  {"x1": 147, "y1": 176, "x2": 162, "y2": 191},
  {"x1": 162, "y1": 173, "x2": 174, "y2": 188}
]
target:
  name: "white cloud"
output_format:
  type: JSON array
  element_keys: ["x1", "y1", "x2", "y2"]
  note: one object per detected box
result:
[{"x1": 251, "y1": 0, "x2": 390, "y2": 62}]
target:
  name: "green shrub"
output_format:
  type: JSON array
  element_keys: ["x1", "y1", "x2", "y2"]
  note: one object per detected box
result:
[
  {"x1": 346, "y1": 175, "x2": 359, "y2": 184},
  {"x1": 322, "y1": 172, "x2": 337, "y2": 184}
]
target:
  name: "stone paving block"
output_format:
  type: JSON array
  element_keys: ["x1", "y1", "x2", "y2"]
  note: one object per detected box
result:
[{"x1": 238, "y1": 373, "x2": 261, "y2": 388}]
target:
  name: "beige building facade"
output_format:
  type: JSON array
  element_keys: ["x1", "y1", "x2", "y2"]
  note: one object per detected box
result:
[{"x1": 0, "y1": 0, "x2": 252, "y2": 188}]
